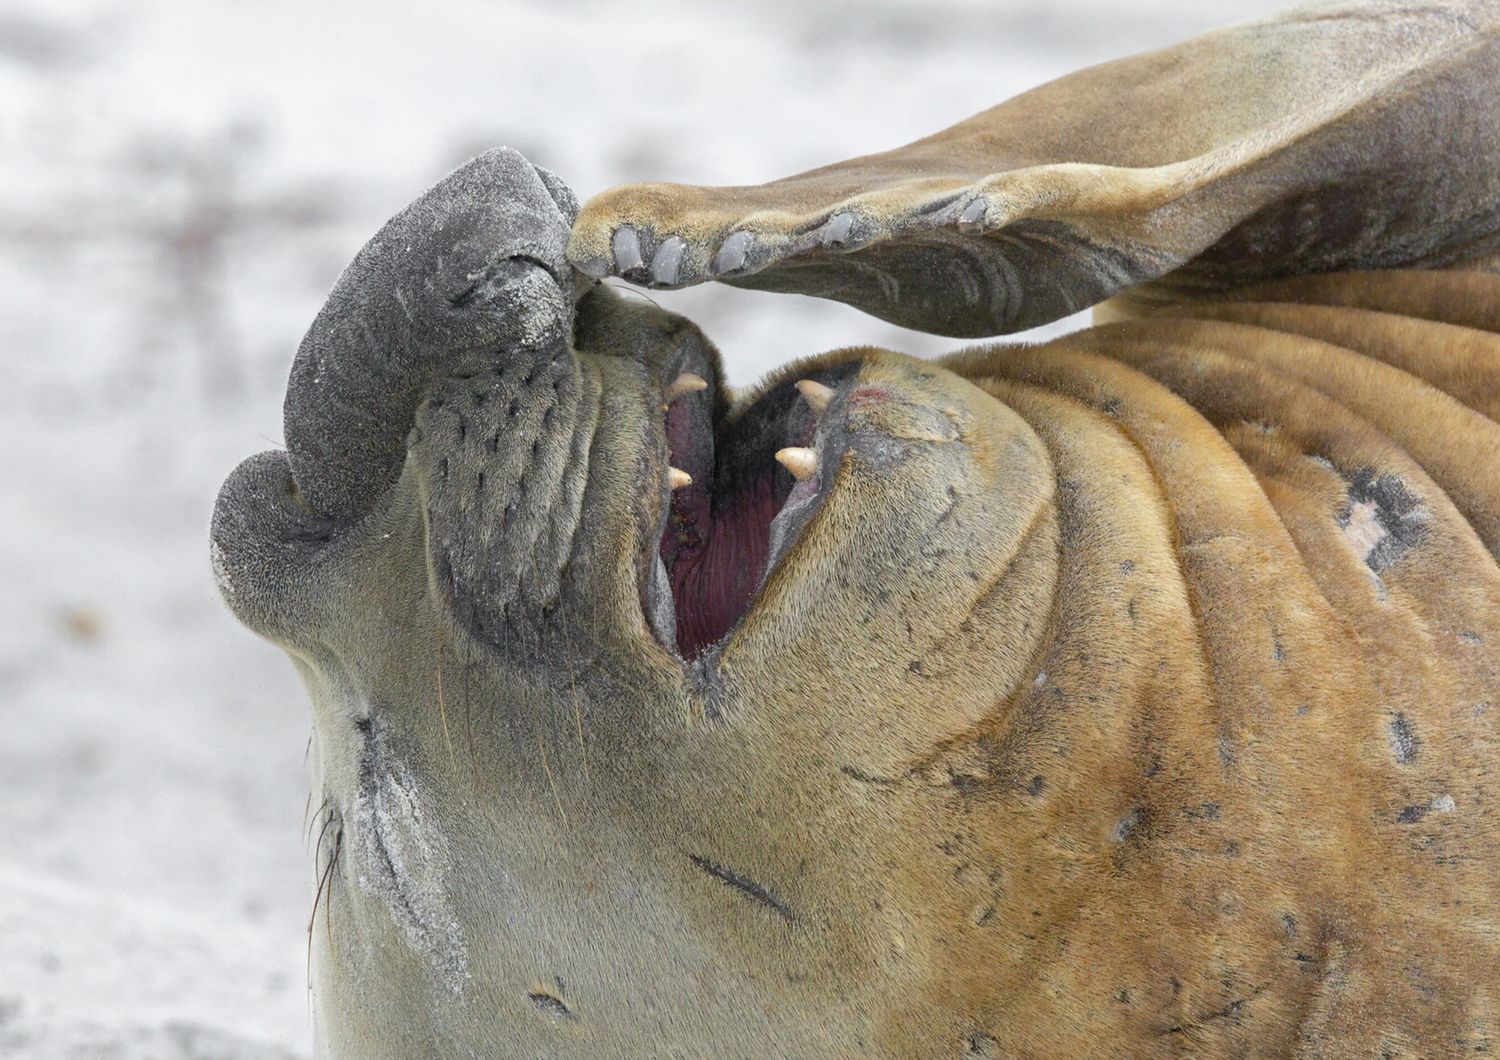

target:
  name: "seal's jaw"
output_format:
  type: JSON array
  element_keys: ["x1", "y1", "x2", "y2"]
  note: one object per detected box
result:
[{"x1": 643, "y1": 349, "x2": 857, "y2": 659}]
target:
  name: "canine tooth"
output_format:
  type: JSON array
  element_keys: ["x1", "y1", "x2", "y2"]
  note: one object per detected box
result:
[
  {"x1": 795, "y1": 379, "x2": 835, "y2": 413},
  {"x1": 668, "y1": 467, "x2": 693, "y2": 490},
  {"x1": 665, "y1": 372, "x2": 709, "y2": 403},
  {"x1": 775, "y1": 447, "x2": 817, "y2": 482}
]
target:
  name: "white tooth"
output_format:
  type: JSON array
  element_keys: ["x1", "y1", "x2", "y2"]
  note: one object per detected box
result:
[
  {"x1": 775, "y1": 447, "x2": 817, "y2": 482},
  {"x1": 668, "y1": 467, "x2": 693, "y2": 490},
  {"x1": 665, "y1": 372, "x2": 709, "y2": 403},
  {"x1": 795, "y1": 379, "x2": 835, "y2": 413}
]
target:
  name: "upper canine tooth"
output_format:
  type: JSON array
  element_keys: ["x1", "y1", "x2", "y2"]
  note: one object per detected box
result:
[
  {"x1": 668, "y1": 467, "x2": 693, "y2": 490},
  {"x1": 665, "y1": 373, "x2": 709, "y2": 403},
  {"x1": 775, "y1": 447, "x2": 817, "y2": 482},
  {"x1": 795, "y1": 379, "x2": 835, "y2": 413}
]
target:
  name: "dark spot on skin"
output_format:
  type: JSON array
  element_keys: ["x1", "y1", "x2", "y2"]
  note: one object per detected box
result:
[
  {"x1": 1185, "y1": 802, "x2": 1219, "y2": 821},
  {"x1": 1459, "y1": 631, "x2": 1481, "y2": 646},
  {"x1": 1102, "y1": 398, "x2": 1122, "y2": 415},
  {"x1": 1282, "y1": 913, "x2": 1298, "y2": 937},
  {"x1": 1389, "y1": 712, "x2": 1419, "y2": 765},
  {"x1": 1218, "y1": 736, "x2": 1234, "y2": 767},
  {"x1": 1027, "y1": 775, "x2": 1046, "y2": 797},
  {"x1": 1295, "y1": 705, "x2": 1310, "y2": 718},
  {"x1": 1170, "y1": 976, "x2": 1182, "y2": 997},
  {"x1": 527, "y1": 992, "x2": 576, "y2": 1021},
  {"x1": 1113, "y1": 808, "x2": 1142, "y2": 842},
  {"x1": 951, "y1": 773, "x2": 982, "y2": 796},
  {"x1": 687, "y1": 853, "x2": 794, "y2": 923},
  {"x1": 1335, "y1": 468, "x2": 1428, "y2": 573},
  {"x1": 1396, "y1": 804, "x2": 1429, "y2": 824},
  {"x1": 1273, "y1": 638, "x2": 1286, "y2": 663},
  {"x1": 967, "y1": 1032, "x2": 998, "y2": 1056},
  {"x1": 1203, "y1": 998, "x2": 1245, "y2": 1024},
  {"x1": 1145, "y1": 756, "x2": 1162, "y2": 778},
  {"x1": 1120, "y1": 559, "x2": 1134, "y2": 573},
  {"x1": 974, "y1": 904, "x2": 996, "y2": 926},
  {"x1": 1115, "y1": 989, "x2": 1132, "y2": 1004}
]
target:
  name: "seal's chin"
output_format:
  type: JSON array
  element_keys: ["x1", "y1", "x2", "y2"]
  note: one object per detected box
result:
[{"x1": 641, "y1": 353, "x2": 841, "y2": 660}]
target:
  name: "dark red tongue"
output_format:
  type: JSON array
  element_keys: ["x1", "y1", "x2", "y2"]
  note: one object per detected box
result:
[{"x1": 663, "y1": 475, "x2": 779, "y2": 657}]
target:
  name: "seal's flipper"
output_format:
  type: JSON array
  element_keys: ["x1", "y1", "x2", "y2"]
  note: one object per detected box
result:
[{"x1": 567, "y1": 0, "x2": 1500, "y2": 337}]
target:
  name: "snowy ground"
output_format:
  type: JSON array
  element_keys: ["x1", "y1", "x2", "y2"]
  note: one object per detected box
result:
[{"x1": 1, "y1": 1, "x2": 1290, "y2": 1055}]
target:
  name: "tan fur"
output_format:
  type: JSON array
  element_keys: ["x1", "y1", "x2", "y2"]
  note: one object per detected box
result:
[{"x1": 216, "y1": 3, "x2": 1500, "y2": 1055}]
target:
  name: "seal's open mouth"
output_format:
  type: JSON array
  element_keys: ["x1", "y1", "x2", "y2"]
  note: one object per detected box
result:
[{"x1": 641, "y1": 352, "x2": 852, "y2": 660}]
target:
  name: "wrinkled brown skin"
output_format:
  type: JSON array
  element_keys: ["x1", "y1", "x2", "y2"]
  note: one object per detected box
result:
[{"x1": 215, "y1": 1, "x2": 1500, "y2": 1056}]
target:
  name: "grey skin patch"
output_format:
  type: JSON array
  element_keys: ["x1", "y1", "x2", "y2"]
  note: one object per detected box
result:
[
  {"x1": 1113, "y1": 808, "x2": 1142, "y2": 842},
  {"x1": 1388, "y1": 712, "x2": 1419, "y2": 765},
  {"x1": 350, "y1": 715, "x2": 469, "y2": 995},
  {"x1": 1334, "y1": 468, "x2": 1429, "y2": 573}
]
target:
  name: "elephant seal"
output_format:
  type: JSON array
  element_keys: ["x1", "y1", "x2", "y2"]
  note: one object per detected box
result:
[{"x1": 213, "y1": 1, "x2": 1500, "y2": 1055}]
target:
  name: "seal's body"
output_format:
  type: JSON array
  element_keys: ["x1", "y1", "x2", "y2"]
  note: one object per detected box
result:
[{"x1": 214, "y1": 1, "x2": 1500, "y2": 1054}]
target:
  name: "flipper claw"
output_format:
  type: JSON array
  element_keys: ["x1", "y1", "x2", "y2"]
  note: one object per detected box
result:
[{"x1": 612, "y1": 226, "x2": 644, "y2": 274}]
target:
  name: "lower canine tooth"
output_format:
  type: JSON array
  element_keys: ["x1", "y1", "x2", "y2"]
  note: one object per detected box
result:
[
  {"x1": 795, "y1": 380, "x2": 835, "y2": 413},
  {"x1": 668, "y1": 467, "x2": 693, "y2": 490},
  {"x1": 775, "y1": 447, "x2": 817, "y2": 482},
  {"x1": 665, "y1": 373, "x2": 709, "y2": 403}
]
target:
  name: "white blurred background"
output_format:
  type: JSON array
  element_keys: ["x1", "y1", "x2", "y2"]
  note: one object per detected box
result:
[{"x1": 0, "y1": 1, "x2": 1290, "y2": 1055}]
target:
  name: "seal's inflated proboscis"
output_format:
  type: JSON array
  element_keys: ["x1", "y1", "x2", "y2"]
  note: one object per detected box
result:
[{"x1": 214, "y1": 2, "x2": 1500, "y2": 1055}]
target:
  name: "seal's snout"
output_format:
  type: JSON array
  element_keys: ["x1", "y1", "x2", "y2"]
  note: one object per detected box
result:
[{"x1": 212, "y1": 148, "x2": 585, "y2": 646}]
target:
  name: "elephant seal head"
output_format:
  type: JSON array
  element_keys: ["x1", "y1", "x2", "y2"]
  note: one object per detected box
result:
[{"x1": 211, "y1": 149, "x2": 1055, "y2": 1057}]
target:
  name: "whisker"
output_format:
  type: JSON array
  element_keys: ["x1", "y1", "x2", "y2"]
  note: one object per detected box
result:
[{"x1": 306, "y1": 795, "x2": 331, "y2": 847}]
